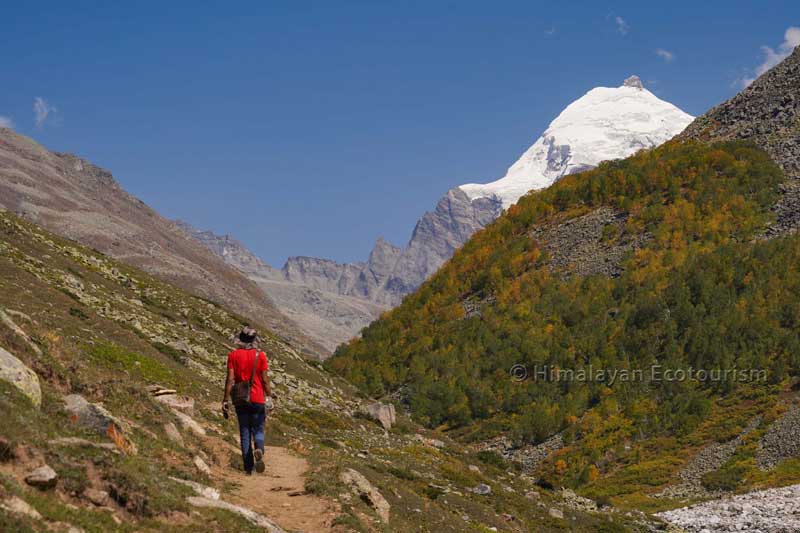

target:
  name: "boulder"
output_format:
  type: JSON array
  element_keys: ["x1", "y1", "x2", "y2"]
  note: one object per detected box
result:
[
  {"x1": 172, "y1": 409, "x2": 206, "y2": 437},
  {"x1": 0, "y1": 495, "x2": 42, "y2": 519},
  {"x1": 472, "y1": 484, "x2": 492, "y2": 495},
  {"x1": 83, "y1": 488, "x2": 109, "y2": 506},
  {"x1": 0, "y1": 346, "x2": 41, "y2": 407},
  {"x1": 25, "y1": 464, "x2": 58, "y2": 489},
  {"x1": 63, "y1": 394, "x2": 129, "y2": 435},
  {"x1": 362, "y1": 402, "x2": 396, "y2": 431},
  {"x1": 412, "y1": 434, "x2": 445, "y2": 449},
  {"x1": 339, "y1": 468, "x2": 390, "y2": 523},
  {"x1": 548, "y1": 507, "x2": 564, "y2": 519},
  {"x1": 193, "y1": 456, "x2": 211, "y2": 476},
  {"x1": 155, "y1": 394, "x2": 195, "y2": 413},
  {"x1": 164, "y1": 422, "x2": 184, "y2": 446}
]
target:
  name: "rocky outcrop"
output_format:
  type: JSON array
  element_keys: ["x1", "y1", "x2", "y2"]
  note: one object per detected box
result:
[
  {"x1": 63, "y1": 394, "x2": 129, "y2": 436},
  {"x1": 0, "y1": 346, "x2": 41, "y2": 407},
  {"x1": 177, "y1": 221, "x2": 388, "y2": 352},
  {"x1": 657, "y1": 483, "x2": 800, "y2": 532},
  {"x1": 339, "y1": 468, "x2": 390, "y2": 523},
  {"x1": 362, "y1": 402, "x2": 396, "y2": 431}
]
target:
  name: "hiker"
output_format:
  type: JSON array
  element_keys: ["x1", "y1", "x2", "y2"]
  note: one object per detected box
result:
[{"x1": 222, "y1": 326, "x2": 273, "y2": 475}]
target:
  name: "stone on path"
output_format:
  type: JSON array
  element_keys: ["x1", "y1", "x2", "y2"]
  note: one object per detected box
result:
[
  {"x1": 339, "y1": 468, "x2": 390, "y2": 523},
  {"x1": 186, "y1": 496, "x2": 285, "y2": 532},
  {"x1": 0, "y1": 346, "x2": 41, "y2": 407}
]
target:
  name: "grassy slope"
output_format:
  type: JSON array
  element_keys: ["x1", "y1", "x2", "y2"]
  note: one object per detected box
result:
[
  {"x1": 0, "y1": 208, "x2": 643, "y2": 531},
  {"x1": 327, "y1": 140, "x2": 800, "y2": 508}
]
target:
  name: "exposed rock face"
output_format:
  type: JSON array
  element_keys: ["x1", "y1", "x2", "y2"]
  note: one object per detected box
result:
[
  {"x1": 362, "y1": 402, "x2": 396, "y2": 431},
  {"x1": 177, "y1": 222, "x2": 388, "y2": 352},
  {"x1": 63, "y1": 394, "x2": 128, "y2": 436},
  {"x1": 680, "y1": 46, "x2": 800, "y2": 236},
  {"x1": 0, "y1": 346, "x2": 41, "y2": 407},
  {"x1": 0, "y1": 129, "x2": 323, "y2": 357},
  {"x1": 0, "y1": 495, "x2": 42, "y2": 519}
]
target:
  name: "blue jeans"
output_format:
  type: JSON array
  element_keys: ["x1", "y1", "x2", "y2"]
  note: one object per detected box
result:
[{"x1": 234, "y1": 402, "x2": 266, "y2": 473}]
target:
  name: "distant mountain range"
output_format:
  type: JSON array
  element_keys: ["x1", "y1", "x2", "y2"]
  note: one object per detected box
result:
[{"x1": 181, "y1": 76, "x2": 693, "y2": 351}]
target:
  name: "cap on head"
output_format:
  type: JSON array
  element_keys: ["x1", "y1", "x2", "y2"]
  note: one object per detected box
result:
[{"x1": 237, "y1": 326, "x2": 259, "y2": 346}]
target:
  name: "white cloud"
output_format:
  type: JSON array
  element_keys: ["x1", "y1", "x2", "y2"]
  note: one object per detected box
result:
[
  {"x1": 0, "y1": 116, "x2": 13, "y2": 129},
  {"x1": 655, "y1": 48, "x2": 675, "y2": 62},
  {"x1": 33, "y1": 97, "x2": 59, "y2": 128},
  {"x1": 740, "y1": 26, "x2": 800, "y2": 87},
  {"x1": 615, "y1": 16, "x2": 629, "y2": 36},
  {"x1": 544, "y1": 25, "x2": 556, "y2": 36}
]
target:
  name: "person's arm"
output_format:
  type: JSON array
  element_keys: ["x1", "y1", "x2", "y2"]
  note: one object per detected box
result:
[
  {"x1": 223, "y1": 367, "x2": 235, "y2": 404},
  {"x1": 261, "y1": 369, "x2": 271, "y2": 398}
]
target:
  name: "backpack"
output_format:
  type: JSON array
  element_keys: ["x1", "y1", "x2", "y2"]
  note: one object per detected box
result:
[{"x1": 232, "y1": 350, "x2": 259, "y2": 407}]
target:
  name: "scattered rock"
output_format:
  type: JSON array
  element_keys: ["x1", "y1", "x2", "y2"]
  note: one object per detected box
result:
[
  {"x1": 525, "y1": 490, "x2": 540, "y2": 500},
  {"x1": 172, "y1": 409, "x2": 206, "y2": 437},
  {"x1": 757, "y1": 404, "x2": 800, "y2": 470},
  {"x1": 25, "y1": 464, "x2": 58, "y2": 489},
  {"x1": 559, "y1": 488, "x2": 597, "y2": 512},
  {"x1": 62, "y1": 394, "x2": 129, "y2": 435},
  {"x1": 193, "y1": 456, "x2": 211, "y2": 476},
  {"x1": 155, "y1": 393, "x2": 195, "y2": 413},
  {"x1": 83, "y1": 488, "x2": 109, "y2": 506},
  {"x1": 0, "y1": 309, "x2": 42, "y2": 356},
  {"x1": 657, "y1": 483, "x2": 800, "y2": 532},
  {"x1": 548, "y1": 507, "x2": 564, "y2": 519},
  {"x1": 0, "y1": 495, "x2": 42, "y2": 519},
  {"x1": 472, "y1": 484, "x2": 492, "y2": 496},
  {"x1": 339, "y1": 468, "x2": 391, "y2": 523},
  {"x1": 412, "y1": 434, "x2": 445, "y2": 449},
  {"x1": 468, "y1": 465, "x2": 481, "y2": 474},
  {"x1": 164, "y1": 422, "x2": 184, "y2": 446},
  {"x1": 186, "y1": 496, "x2": 285, "y2": 532},
  {"x1": 169, "y1": 477, "x2": 220, "y2": 501},
  {"x1": 361, "y1": 402, "x2": 396, "y2": 431},
  {"x1": 0, "y1": 345, "x2": 42, "y2": 407},
  {"x1": 47, "y1": 437, "x2": 119, "y2": 453}
]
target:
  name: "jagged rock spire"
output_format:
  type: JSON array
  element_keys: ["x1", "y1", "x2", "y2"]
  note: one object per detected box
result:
[{"x1": 623, "y1": 75, "x2": 644, "y2": 89}]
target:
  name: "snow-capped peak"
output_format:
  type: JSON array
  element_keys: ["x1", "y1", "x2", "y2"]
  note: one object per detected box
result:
[{"x1": 459, "y1": 76, "x2": 694, "y2": 208}]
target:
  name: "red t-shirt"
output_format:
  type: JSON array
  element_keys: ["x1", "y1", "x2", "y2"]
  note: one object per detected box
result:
[{"x1": 227, "y1": 349, "x2": 269, "y2": 404}]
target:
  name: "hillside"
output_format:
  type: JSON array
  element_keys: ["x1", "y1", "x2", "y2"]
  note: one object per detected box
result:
[
  {"x1": 328, "y1": 48, "x2": 800, "y2": 512},
  {"x1": 0, "y1": 208, "x2": 650, "y2": 531},
  {"x1": 0, "y1": 129, "x2": 326, "y2": 358}
]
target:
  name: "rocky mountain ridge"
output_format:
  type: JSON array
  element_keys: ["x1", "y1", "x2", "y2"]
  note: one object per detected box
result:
[{"x1": 0, "y1": 129, "x2": 326, "y2": 358}]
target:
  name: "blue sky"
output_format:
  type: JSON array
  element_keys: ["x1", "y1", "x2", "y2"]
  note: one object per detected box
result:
[{"x1": 2, "y1": 1, "x2": 798, "y2": 266}]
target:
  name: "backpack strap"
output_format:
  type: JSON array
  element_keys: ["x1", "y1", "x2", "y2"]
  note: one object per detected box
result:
[{"x1": 248, "y1": 350, "x2": 259, "y2": 387}]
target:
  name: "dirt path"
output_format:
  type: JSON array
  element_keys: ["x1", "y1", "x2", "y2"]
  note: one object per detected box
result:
[{"x1": 204, "y1": 436, "x2": 339, "y2": 532}]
